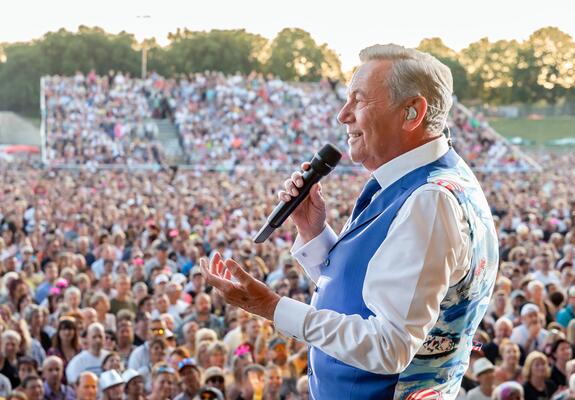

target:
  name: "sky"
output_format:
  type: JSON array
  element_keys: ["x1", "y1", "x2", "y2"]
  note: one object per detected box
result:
[{"x1": 1, "y1": 0, "x2": 574, "y2": 70}]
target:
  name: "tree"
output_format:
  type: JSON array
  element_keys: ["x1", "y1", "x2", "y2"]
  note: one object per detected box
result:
[
  {"x1": 0, "y1": 43, "x2": 45, "y2": 113},
  {"x1": 524, "y1": 27, "x2": 575, "y2": 103},
  {"x1": 417, "y1": 37, "x2": 457, "y2": 59},
  {"x1": 165, "y1": 29, "x2": 266, "y2": 75},
  {"x1": 418, "y1": 38, "x2": 470, "y2": 100},
  {"x1": 266, "y1": 28, "x2": 329, "y2": 81},
  {"x1": 459, "y1": 38, "x2": 519, "y2": 104}
]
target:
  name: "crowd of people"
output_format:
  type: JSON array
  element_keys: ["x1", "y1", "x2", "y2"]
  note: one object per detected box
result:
[
  {"x1": 43, "y1": 71, "x2": 531, "y2": 173},
  {"x1": 43, "y1": 71, "x2": 163, "y2": 165},
  {"x1": 21, "y1": 70, "x2": 575, "y2": 400}
]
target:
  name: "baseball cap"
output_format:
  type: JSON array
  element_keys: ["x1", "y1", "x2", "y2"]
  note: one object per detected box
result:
[
  {"x1": 171, "y1": 273, "x2": 187, "y2": 286},
  {"x1": 510, "y1": 290, "x2": 526, "y2": 300},
  {"x1": 520, "y1": 303, "x2": 540, "y2": 317},
  {"x1": 100, "y1": 370, "x2": 124, "y2": 391},
  {"x1": 473, "y1": 357, "x2": 495, "y2": 377},
  {"x1": 177, "y1": 358, "x2": 200, "y2": 372},
  {"x1": 121, "y1": 369, "x2": 142, "y2": 386},
  {"x1": 268, "y1": 336, "x2": 287, "y2": 350},
  {"x1": 154, "y1": 274, "x2": 169, "y2": 285},
  {"x1": 190, "y1": 266, "x2": 203, "y2": 277},
  {"x1": 203, "y1": 366, "x2": 225, "y2": 383}
]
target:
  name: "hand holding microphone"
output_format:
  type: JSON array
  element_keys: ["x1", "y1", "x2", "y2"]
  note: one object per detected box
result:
[{"x1": 253, "y1": 144, "x2": 342, "y2": 243}]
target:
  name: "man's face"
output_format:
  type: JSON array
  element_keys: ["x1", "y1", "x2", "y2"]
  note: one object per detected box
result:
[
  {"x1": 155, "y1": 295, "x2": 169, "y2": 313},
  {"x1": 104, "y1": 384, "x2": 124, "y2": 400},
  {"x1": 88, "y1": 327, "x2": 104, "y2": 353},
  {"x1": 43, "y1": 361, "x2": 63, "y2": 385},
  {"x1": 337, "y1": 60, "x2": 403, "y2": 172},
  {"x1": 19, "y1": 363, "x2": 36, "y2": 381},
  {"x1": 117, "y1": 320, "x2": 134, "y2": 342},
  {"x1": 77, "y1": 374, "x2": 98, "y2": 400},
  {"x1": 149, "y1": 320, "x2": 166, "y2": 339},
  {"x1": 196, "y1": 295, "x2": 211, "y2": 314},
  {"x1": 116, "y1": 276, "x2": 131, "y2": 294},
  {"x1": 522, "y1": 310, "x2": 539, "y2": 327},
  {"x1": 180, "y1": 366, "x2": 201, "y2": 394},
  {"x1": 127, "y1": 376, "x2": 145, "y2": 397},
  {"x1": 25, "y1": 378, "x2": 44, "y2": 400},
  {"x1": 271, "y1": 343, "x2": 288, "y2": 366}
]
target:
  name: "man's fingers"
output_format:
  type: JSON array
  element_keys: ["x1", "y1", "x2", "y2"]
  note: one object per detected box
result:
[
  {"x1": 209, "y1": 252, "x2": 221, "y2": 275},
  {"x1": 225, "y1": 258, "x2": 251, "y2": 285},
  {"x1": 291, "y1": 171, "x2": 304, "y2": 188},
  {"x1": 200, "y1": 260, "x2": 234, "y2": 291},
  {"x1": 223, "y1": 268, "x2": 232, "y2": 281}
]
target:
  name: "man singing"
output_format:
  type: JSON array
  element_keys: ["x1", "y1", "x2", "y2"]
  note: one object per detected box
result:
[{"x1": 201, "y1": 44, "x2": 498, "y2": 399}]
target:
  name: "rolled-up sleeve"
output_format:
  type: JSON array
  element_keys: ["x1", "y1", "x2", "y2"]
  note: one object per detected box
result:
[{"x1": 274, "y1": 185, "x2": 470, "y2": 374}]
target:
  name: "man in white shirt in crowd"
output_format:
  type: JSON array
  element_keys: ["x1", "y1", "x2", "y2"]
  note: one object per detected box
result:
[
  {"x1": 128, "y1": 317, "x2": 167, "y2": 371},
  {"x1": 510, "y1": 303, "x2": 548, "y2": 353},
  {"x1": 201, "y1": 44, "x2": 498, "y2": 399},
  {"x1": 66, "y1": 323, "x2": 109, "y2": 384},
  {"x1": 467, "y1": 358, "x2": 495, "y2": 400}
]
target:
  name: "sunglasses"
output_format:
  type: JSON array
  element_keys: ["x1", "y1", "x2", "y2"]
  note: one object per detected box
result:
[
  {"x1": 151, "y1": 328, "x2": 165, "y2": 336},
  {"x1": 207, "y1": 376, "x2": 225, "y2": 384}
]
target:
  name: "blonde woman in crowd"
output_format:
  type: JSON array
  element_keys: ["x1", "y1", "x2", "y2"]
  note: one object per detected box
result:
[{"x1": 522, "y1": 351, "x2": 557, "y2": 399}]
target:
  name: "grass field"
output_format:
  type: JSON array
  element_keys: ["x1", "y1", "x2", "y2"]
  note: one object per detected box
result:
[{"x1": 487, "y1": 116, "x2": 575, "y2": 145}]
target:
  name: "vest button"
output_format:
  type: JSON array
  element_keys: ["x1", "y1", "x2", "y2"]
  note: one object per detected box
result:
[
  {"x1": 324, "y1": 259, "x2": 330, "y2": 266},
  {"x1": 308, "y1": 368, "x2": 313, "y2": 376}
]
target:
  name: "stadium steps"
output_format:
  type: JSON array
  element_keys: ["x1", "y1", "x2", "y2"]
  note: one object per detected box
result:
[{"x1": 154, "y1": 118, "x2": 185, "y2": 165}]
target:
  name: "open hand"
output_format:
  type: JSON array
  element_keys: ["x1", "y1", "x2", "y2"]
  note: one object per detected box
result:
[{"x1": 200, "y1": 252, "x2": 281, "y2": 321}]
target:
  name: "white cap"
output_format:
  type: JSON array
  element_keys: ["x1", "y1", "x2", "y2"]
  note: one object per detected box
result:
[
  {"x1": 473, "y1": 357, "x2": 494, "y2": 377},
  {"x1": 100, "y1": 370, "x2": 124, "y2": 391},
  {"x1": 154, "y1": 274, "x2": 169, "y2": 285},
  {"x1": 520, "y1": 303, "x2": 540, "y2": 317},
  {"x1": 171, "y1": 273, "x2": 187, "y2": 286},
  {"x1": 121, "y1": 369, "x2": 142, "y2": 386}
]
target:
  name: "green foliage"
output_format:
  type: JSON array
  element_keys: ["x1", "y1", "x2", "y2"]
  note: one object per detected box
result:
[
  {"x1": 1, "y1": 25, "x2": 574, "y2": 115},
  {"x1": 165, "y1": 29, "x2": 266, "y2": 75},
  {"x1": 266, "y1": 28, "x2": 331, "y2": 81},
  {"x1": 0, "y1": 43, "x2": 45, "y2": 113},
  {"x1": 417, "y1": 38, "x2": 470, "y2": 100}
]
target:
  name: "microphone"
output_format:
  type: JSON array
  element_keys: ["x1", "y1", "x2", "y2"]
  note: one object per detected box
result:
[{"x1": 253, "y1": 143, "x2": 342, "y2": 243}]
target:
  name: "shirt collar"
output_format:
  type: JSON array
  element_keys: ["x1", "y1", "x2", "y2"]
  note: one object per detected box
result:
[{"x1": 372, "y1": 136, "x2": 449, "y2": 192}]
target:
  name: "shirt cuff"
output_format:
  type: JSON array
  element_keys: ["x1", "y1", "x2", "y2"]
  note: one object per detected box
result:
[
  {"x1": 273, "y1": 296, "x2": 313, "y2": 341},
  {"x1": 291, "y1": 225, "x2": 338, "y2": 266}
]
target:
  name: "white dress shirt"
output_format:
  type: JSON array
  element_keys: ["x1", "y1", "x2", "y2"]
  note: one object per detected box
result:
[{"x1": 273, "y1": 136, "x2": 472, "y2": 374}]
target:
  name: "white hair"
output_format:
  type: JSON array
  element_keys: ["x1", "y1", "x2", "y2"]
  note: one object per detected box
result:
[{"x1": 359, "y1": 44, "x2": 453, "y2": 133}]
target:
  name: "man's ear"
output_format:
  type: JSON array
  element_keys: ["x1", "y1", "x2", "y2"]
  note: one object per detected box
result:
[{"x1": 402, "y1": 96, "x2": 427, "y2": 132}]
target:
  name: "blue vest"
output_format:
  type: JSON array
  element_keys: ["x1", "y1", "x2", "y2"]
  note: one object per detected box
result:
[{"x1": 308, "y1": 149, "x2": 498, "y2": 399}]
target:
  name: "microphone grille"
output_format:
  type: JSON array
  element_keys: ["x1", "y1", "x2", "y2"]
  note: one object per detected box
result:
[{"x1": 317, "y1": 143, "x2": 342, "y2": 168}]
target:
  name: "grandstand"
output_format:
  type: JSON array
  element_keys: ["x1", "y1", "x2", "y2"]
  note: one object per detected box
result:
[{"x1": 39, "y1": 71, "x2": 540, "y2": 173}]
